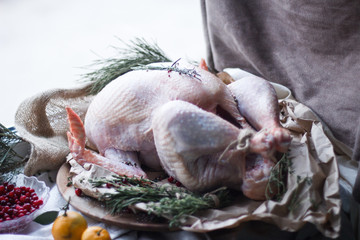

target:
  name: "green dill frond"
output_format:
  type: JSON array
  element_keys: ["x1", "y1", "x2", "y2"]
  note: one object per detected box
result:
[{"x1": 81, "y1": 38, "x2": 171, "y2": 95}]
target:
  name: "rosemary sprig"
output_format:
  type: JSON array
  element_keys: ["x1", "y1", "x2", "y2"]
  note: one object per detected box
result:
[
  {"x1": 0, "y1": 124, "x2": 26, "y2": 183},
  {"x1": 132, "y1": 58, "x2": 202, "y2": 81},
  {"x1": 89, "y1": 175, "x2": 231, "y2": 227},
  {"x1": 89, "y1": 174, "x2": 152, "y2": 188},
  {"x1": 146, "y1": 188, "x2": 230, "y2": 227},
  {"x1": 82, "y1": 38, "x2": 171, "y2": 95},
  {"x1": 265, "y1": 153, "x2": 293, "y2": 201}
]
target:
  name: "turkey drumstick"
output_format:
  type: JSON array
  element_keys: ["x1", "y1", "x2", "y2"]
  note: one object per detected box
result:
[{"x1": 228, "y1": 76, "x2": 291, "y2": 153}]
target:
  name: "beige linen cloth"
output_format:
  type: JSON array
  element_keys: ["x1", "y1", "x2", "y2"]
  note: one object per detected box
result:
[{"x1": 14, "y1": 77, "x2": 347, "y2": 238}]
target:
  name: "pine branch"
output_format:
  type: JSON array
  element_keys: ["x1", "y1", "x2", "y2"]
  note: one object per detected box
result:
[{"x1": 0, "y1": 124, "x2": 27, "y2": 183}]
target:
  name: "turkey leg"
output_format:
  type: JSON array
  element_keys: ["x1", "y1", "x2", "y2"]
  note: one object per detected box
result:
[{"x1": 228, "y1": 76, "x2": 291, "y2": 153}]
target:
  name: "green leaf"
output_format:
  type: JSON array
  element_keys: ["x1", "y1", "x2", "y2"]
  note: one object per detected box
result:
[{"x1": 33, "y1": 211, "x2": 59, "y2": 225}]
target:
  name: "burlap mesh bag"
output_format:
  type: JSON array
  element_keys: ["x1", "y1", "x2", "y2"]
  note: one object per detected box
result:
[{"x1": 14, "y1": 84, "x2": 93, "y2": 176}]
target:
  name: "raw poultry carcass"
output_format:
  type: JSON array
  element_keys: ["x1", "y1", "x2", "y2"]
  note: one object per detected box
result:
[
  {"x1": 66, "y1": 60, "x2": 289, "y2": 200},
  {"x1": 68, "y1": 61, "x2": 254, "y2": 175}
]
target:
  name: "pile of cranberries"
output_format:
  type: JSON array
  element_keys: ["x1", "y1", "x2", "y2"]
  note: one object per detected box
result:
[
  {"x1": 167, "y1": 176, "x2": 182, "y2": 187},
  {"x1": 0, "y1": 182, "x2": 43, "y2": 222}
]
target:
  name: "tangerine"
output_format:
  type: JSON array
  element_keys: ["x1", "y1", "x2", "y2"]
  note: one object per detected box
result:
[
  {"x1": 81, "y1": 226, "x2": 111, "y2": 240},
  {"x1": 51, "y1": 210, "x2": 88, "y2": 240}
]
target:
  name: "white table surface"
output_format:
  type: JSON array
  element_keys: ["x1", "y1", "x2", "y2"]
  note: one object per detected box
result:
[{"x1": 0, "y1": 0, "x2": 205, "y2": 127}]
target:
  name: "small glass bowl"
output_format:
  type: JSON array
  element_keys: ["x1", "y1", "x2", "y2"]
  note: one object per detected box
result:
[{"x1": 0, "y1": 174, "x2": 50, "y2": 233}]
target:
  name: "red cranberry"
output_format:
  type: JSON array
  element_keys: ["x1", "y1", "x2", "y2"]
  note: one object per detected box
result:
[
  {"x1": 15, "y1": 188, "x2": 21, "y2": 197},
  {"x1": 167, "y1": 176, "x2": 175, "y2": 183},
  {"x1": 33, "y1": 199, "x2": 43, "y2": 207},
  {"x1": 23, "y1": 203, "x2": 31, "y2": 211},
  {"x1": 0, "y1": 186, "x2": 5, "y2": 194},
  {"x1": 75, "y1": 188, "x2": 82, "y2": 197},
  {"x1": 12, "y1": 209, "x2": 18, "y2": 216},
  {"x1": 7, "y1": 184, "x2": 14, "y2": 192},
  {"x1": 8, "y1": 191, "x2": 15, "y2": 198},
  {"x1": 7, "y1": 208, "x2": 13, "y2": 215},
  {"x1": 3, "y1": 206, "x2": 9, "y2": 213},
  {"x1": 19, "y1": 195, "x2": 27, "y2": 203}
]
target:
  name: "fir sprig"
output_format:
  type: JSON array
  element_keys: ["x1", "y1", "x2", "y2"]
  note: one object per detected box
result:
[
  {"x1": 0, "y1": 124, "x2": 26, "y2": 183},
  {"x1": 89, "y1": 176, "x2": 231, "y2": 228},
  {"x1": 82, "y1": 38, "x2": 171, "y2": 95}
]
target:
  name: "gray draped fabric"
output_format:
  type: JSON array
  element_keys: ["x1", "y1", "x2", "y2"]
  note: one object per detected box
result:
[{"x1": 201, "y1": 0, "x2": 360, "y2": 201}]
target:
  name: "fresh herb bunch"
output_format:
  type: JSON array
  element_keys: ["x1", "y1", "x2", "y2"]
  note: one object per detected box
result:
[
  {"x1": 82, "y1": 38, "x2": 171, "y2": 95},
  {"x1": 146, "y1": 187, "x2": 230, "y2": 227},
  {"x1": 89, "y1": 174, "x2": 152, "y2": 188},
  {"x1": 0, "y1": 124, "x2": 27, "y2": 183},
  {"x1": 265, "y1": 153, "x2": 293, "y2": 201},
  {"x1": 89, "y1": 175, "x2": 231, "y2": 228}
]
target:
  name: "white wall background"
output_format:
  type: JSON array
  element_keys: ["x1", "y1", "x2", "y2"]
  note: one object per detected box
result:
[{"x1": 0, "y1": 0, "x2": 206, "y2": 126}]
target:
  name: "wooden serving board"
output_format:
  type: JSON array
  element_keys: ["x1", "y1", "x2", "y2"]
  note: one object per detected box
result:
[{"x1": 56, "y1": 162, "x2": 173, "y2": 231}]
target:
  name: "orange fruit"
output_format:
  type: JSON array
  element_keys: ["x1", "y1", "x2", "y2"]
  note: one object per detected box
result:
[
  {"x1": 52, "y1": 211, "x2": 88, "y2": 240},
  {"x1": 81, "y1": 226, "x2": 111, "y2": 240}
]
